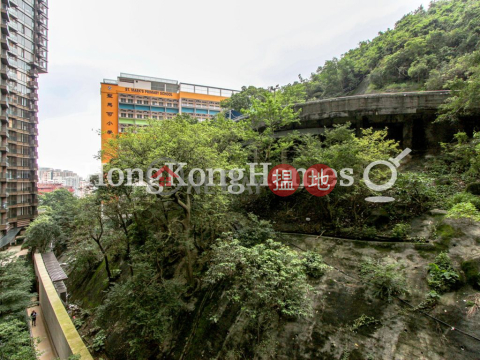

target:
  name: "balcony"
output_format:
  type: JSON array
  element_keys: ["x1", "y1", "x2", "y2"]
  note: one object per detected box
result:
[
  {"x1": 28, "y1": 69, "x2": 38, "y2": 78},
  {"x1": 29, "y1": 92, "x2": 38, "y2": 101},
  {"x1": 8, "y1": 33, "x2": 17, "y2": 44},
  {"x1": 37, "y1": 15, "x2": 47, "y2": 27},
  {"x1": 1, "y1": 50, "x2": 9, "y2": 65},
  {"x1": 0, "y1": 79, "x2": 10, "y2": 94},
  {"x1": 37, "y1": 3, "x2": 47, "y2": 14},
  {"x1": 7, "y1": 21, "x2": 17, "y2": 31},
  {"x1": 1, "y1": 4, "x2": 10, "y2": 23},
  {"x1": 28, "y1": 80, "x2": 38, "y2": 89},
  {"x1": 0, "y1": 34, "x2": 9, "y2": 50},
  {"x1": 0, "y1": 96, "x2": 9, "y2": 108},
  {"x1": 8, "y1": 7, "x2": 18, "y2": 19},
  {"x1": 9, "y1": 0, "x2": 19, "y2": 7},
  {"x1": 36, "y1": 24, "x2": 47, "y2": 36},
  {"x1": 0, "y1": 21, "x2": 8, "y2": 35},
  {"x1": 0, "y1": 65, "x2": 7, "y2": 78}
]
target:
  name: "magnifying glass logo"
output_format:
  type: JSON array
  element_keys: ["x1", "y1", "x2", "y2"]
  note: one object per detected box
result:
[{"x1": 363, "y1": 148, "x2": 412, "y2": 203}]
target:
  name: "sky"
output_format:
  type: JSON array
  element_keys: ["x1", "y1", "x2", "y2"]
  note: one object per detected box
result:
[{"x1": 38, "y1": 0, "x2": 431, "y2": 178}]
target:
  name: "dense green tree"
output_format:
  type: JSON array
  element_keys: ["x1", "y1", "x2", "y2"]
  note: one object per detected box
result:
[
  {"x1": 0, "y1": 252, "x2": 34, "y2": 319},
  {"x1": 220, "y1": 85, "x2": 270, "y2": 112},
  {"x1": 243, "y1": 91, "x2": 300, "y2": 163},
  {"x1": 292, "y1": 124, "x2": 399, "y2": 226},
  {"x1": 205, "y1": 238, "x2": 315, "y2": 355},
  {"x1": 437, "y1": 51, "x2": 480, "y2": 123},
  {"x1": 24, "y1": 214, "x2": 61, "y2": 253},
  {"x1": 0, "y1": 253, "x2": 37, "y2": 360},
  {"x1": 0, "y1": 319, "x2": 38, "y2": 360},
  {"x1": 38, "y1": 189, "x2": 80, "y2": 251}
]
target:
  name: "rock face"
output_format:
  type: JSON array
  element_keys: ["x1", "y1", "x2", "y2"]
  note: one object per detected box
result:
[
  {"x1": 272, "y1": 230, "x2": 480, "y2": 360},
  {"x1": 175, "y1": 218, "x2": 480, "y2": 360}
]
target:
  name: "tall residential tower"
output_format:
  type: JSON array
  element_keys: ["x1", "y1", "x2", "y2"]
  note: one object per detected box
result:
[{"x1": 0, "y1": 0, "x2": 48, "y2": 244}]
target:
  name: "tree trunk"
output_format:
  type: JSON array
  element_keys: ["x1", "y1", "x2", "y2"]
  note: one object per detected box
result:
[{"x1": 93, "y1": 237, "x2": 113, "y2": 283}]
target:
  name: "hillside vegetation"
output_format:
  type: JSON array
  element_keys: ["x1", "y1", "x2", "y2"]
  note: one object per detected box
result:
[
  {"x1": 223, "y1": 0, "x2": 480, "y2": 122},
  {"x1": 306, "y1": 0, "x2": 480, "y2": 98}
]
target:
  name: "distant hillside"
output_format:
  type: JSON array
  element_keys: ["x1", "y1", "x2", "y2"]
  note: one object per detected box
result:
[{"x1": 305, "y1": 0, "x2": 480, "y2": 99}]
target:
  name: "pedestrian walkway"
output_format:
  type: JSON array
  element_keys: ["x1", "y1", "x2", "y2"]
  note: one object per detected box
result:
[
  {"x1": 28, "y1": 305, "x2": 57, "y2": 360},
  {"x1": 8, "y1": 244, "x2": 28, "y2": 258}
]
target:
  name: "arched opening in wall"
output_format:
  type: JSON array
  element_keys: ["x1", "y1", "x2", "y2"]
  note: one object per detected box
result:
[
  {"x1": 386, "y1": 123, "x2": 403, "y2": 146},
  {"x1": 412, "y1": 117, "x2": 427, "y2": 151}
]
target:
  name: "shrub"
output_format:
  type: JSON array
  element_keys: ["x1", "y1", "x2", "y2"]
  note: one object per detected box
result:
[
  {"x1": 91, "y1": 330, "x2": 107, "y2": 352},
  {"x1": 361, "y1": 226, "x2": 377, "y2": 238},
  {"x1": 391, "y1": 223, "x2": 411, "y2": 240},
  {"x1": 415, "y1": 290, "x2": 441, "y2": 311},
  {"x1": 446, "y1": 192, "x2": 480, "y2": 210},
  {"x1": 350, "y1": 314, "x2": 380, "y2": 332},
  {"x1": 360, "y1": 258, "x2": 408, "y2": 301},
  {"x1": 0, "y1": 319, "x2": 38, "y2": 360},
  {"x1": 427, "y1": 252, "x2": 460, "y2": 293},
  {"x1": 233, "y1": 213, "x2": 276, "y2": 247},
  {"x1": 72, "y1": 318, "x2": 84, "y2": 330},
  {"x1": 446, "y1": 202, "x2": 480, "y2": 222},
  {"x1": 206, "y1": 239, "x2": 313, "y2": 318},
  {"x1": 302, "y1": 251, "x2": 331, "y2": 279}
]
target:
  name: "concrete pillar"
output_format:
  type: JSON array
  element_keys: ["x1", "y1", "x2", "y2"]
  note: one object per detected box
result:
[
  {"x1": 355, "y1": 116, "x2": 362, "y2": 137},
  {"x1": 403, "y1": 117, "x2": 413, "y2": 149}
]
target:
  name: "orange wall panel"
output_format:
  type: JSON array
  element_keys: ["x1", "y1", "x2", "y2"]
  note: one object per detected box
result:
[{"x1": 101, "y1": 83, "x2": 119, "y2": 162}]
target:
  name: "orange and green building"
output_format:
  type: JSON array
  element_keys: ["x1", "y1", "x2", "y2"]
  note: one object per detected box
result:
[{"x1": 100, "y1": 73, "x2": 238, "y2": 156}]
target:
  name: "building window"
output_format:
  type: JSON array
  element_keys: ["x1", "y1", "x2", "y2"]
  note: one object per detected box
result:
[
  {"x1": 137, "y1": 100, "x2": 142, "y2": 104},
  {"x1": 127, "y1": 99, "x2": 133, "y2": 103},
  {"x1": 152, "y1": 101, "x2": 157, "y2": 106},
  {"x1": 143, "y1": 100, "x2": 149, "y2": 105},
  {"x1": 128, "y1": 113, "x2": 134, "y2": 118},
  {"x1": 152, "y1": 116, "x2": 157, "y2": 119},
  {"x1": 120, "y1": 113, "x2": 126, "y2": 117}
]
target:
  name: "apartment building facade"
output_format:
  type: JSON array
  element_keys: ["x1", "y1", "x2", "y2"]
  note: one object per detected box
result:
[
  {"x1": 101, "y1": 73, "x2": 238, "y2": 157},
  {"x1": 0, "y1": 0, "x2": 48, "y2": 243}
]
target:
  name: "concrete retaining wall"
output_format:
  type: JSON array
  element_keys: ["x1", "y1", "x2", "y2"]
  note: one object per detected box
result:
[
  {"x1": 34, "y1": 253, "x2": 93, "y2": 360},
  {"x1": 295, "y1": 91, "x2": 452, "y2": 121}
]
